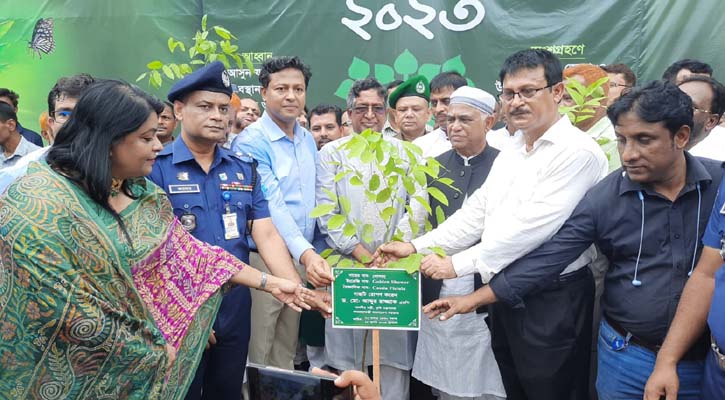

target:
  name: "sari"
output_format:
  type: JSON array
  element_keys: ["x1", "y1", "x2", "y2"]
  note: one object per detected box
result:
[{"x1": 0, "y1": 162, "x2": 245, "y2": 399}]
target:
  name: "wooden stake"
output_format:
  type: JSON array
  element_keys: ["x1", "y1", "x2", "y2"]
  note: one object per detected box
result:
[{"x1": 372, "y1": 329, "x2": 381, "y2": 395}]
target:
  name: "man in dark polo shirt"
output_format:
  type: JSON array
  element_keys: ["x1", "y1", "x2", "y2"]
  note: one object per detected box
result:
[{"x1": 425, "y1": 80, "x2": 724, "y2": 400}]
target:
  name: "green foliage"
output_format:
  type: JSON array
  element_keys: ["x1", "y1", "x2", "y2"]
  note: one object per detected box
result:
[
  {"x1": 0, "y1": 20, "x2": 14, "y2": 72},
  {"x1": 137, "y1": 14, "x2": 254, "y2": 89},
  {"x1": 559, "y1": 77, "x2": 609, "y2": 126},
  {"x1": 334, "y1": 50, "x2": 475, "y2": 100},
  {"x1": 559, "y1": 76, "x2": 613, "y2": 160},
  {"x1": 310, "y1": 130, "x2": 458, "y2": 273}
]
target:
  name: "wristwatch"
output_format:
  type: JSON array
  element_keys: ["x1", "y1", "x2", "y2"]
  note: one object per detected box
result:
[{"x1": 258, "y1": 272, "x2": 268, "y2": 291}]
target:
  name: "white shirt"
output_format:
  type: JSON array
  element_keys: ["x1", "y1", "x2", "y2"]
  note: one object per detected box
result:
[
  {"x1": 412, "y1": 116, "x2": 608, "y2": 282},
  {"x1": 0, "y1": 146, "x2": 48, "y2": 194},
  {"x1": 412, "y1": 128, "x2": 451, "y2": 158},
  {"x1": 486, "y1": 126, "x2": 523, "y2": 151},
  {"x1": 690, "y1": 125, "x2": 725, "y2": 161}
]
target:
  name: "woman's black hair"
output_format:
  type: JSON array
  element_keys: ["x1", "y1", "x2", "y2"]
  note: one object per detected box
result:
[{"x1": 46, "y1": 79, "x2": 164, "y2": 245}]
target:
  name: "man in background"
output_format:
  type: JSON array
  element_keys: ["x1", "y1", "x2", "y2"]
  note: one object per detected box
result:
[
  {"x1": 602, "y1": 63, "x2": 636, "y2": 104},
  {"x1": 0, "y1": 88, "x2": 43, "y2": 146},
  {"x1": 308, "y1": 104, "x2": 345, "y2": 150}
]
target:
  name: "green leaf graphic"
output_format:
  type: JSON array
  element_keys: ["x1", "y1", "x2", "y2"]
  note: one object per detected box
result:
[
  {"x1": 418, "y1": 63, "x2": 441, "y2": 82},
  {"x1": 348, "y1": 57, "x2": 370, "y2": 80},
  {"x1": 442, "y1": 55, "x2": 466, "y2": 75},
  {"x1": 394, "y1": 49, "x2": 418, "y2": 79},
  {"x1": 335, "y1": 79, "x2": 354, "y2": 99},
  {"x1": 374, "y1": 64, "x2": 395, "y2": 84},
  {"x1": 0, "y1": 20, "x2": 13, "y2": 39}
]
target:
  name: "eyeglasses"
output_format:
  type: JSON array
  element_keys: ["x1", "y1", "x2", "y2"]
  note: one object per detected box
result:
[
  {"x1": 352, "y1": 105, "x2": 386, "y2": 116},
  {"x1": 609, "y1": 82, "x2": 632, "y2": 89},
  {"x1": 497, "y1": 85, "x2": 553, "y2": 102},
  {"x1": 52, "y1": 110, "x2": 72, "y2": 123},
  {"x1": 693, "y1": 106, "x2": 712, "y2": 114}
]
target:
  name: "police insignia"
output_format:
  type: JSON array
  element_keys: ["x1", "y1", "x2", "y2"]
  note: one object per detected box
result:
[
  {"x1": 222, "y1": 70, "x2": 231, "y2": 87},
  {"x1": 416, "y1": 81, "x2": 425, "y2": 94},
  {"x1": 177, "y1": 172, "x2": 189, "y2": 181},
  {"x1": 180, "y1": 213, "x2": 197, "y2": 232},
  {"x1": 219, "y1": 172, "x2": 228, "y2": 181},
  {"x1": 236, "y1": 172, "x2": 244, "y2": 180}
]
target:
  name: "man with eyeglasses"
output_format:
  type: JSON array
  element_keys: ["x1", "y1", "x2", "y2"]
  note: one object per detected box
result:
[
  {"x1": 602, "y1": 63, "x2": 636, "y2": 104},
  {"x1": 376, "y1": 49, "x2": 608, "y2": 400},
  {"x1": 318, "y1": 77, "x2": 415, "y2": 400},
  {"x1": 679, "y1": 75, "x2": 725, "y2": 161},
  {"x1": 0, "y1": 74, "x2": 95, "y2": 193}
]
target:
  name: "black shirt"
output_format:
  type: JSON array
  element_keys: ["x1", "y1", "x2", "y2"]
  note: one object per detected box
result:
[{"x1": 489, "y1": 153, "x2": 724, "y2": 344}]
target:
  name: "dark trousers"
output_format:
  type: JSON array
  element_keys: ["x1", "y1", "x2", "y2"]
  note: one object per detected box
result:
[
  {"x1": 490, "y1": 268, "x2": 594, "y2": 400},
  {"x1": 185, "y1": 287, "x2": 252, "y2": 400}
]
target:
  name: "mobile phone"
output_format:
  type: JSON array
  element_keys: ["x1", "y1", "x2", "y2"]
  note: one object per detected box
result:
[{"x1": 247, "y1": 362, "x2": 354, "y2": 400}]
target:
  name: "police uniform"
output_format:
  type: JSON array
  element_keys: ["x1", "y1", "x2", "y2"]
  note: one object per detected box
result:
[
  {"x1": 701, "y1": 175, "x2": 725, "y2": 398},
  {"x1": 148, "y1": 61, "x2": 270, "y2": 400}
]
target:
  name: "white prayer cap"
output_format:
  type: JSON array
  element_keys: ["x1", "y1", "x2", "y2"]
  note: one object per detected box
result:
[{"x1": 449, "y1": 86, "x2": 496, "y2": 115}]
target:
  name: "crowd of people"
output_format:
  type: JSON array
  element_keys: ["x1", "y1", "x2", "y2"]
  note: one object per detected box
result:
[{"x1": 1, "y1": 48, "x2": 725, "y2": 400}]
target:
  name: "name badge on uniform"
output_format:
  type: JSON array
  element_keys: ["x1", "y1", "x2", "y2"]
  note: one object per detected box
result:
[
  {"x1": 222, "y1": 212, "x2": 240, "y2": 240},
  {"x1": 168, "y1": 184, "x2": 201, "y2": 194},
  {"x1": 221, "y1": 191, "x2": 240, "y2": 240}
]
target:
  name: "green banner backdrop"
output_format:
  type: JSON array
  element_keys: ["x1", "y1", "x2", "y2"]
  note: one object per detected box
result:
[{"x1": 1, "y1": 0, "x2": 724, "y2": 134}]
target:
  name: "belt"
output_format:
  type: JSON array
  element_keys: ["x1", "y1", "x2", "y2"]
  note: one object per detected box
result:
[{"x1": 605, "y1": 316, "x2": 704, "y2": 361}]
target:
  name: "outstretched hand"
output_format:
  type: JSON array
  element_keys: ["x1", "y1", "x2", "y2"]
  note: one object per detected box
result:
[
  {"x1": 311, "y1": 368, "x2": 381, "y2": 400},
  {"x1": 422, "y1": 294, "x2": 478, "y2": 321},
  {"x1": 302, "y1": 250, "x2": 334, "y2": 287},
  {"x1": 372, "y1": 241, "x2": 416, "y2": 267},
  {"x1": 302, "y1": 289, "x2": 333, "y2": 319},
  {"x1": 270, "y1": 278, "x2": 314, "y2": 312},
  {"x1": 419, "y1": 254, "x2": 457, "y2": 280}
]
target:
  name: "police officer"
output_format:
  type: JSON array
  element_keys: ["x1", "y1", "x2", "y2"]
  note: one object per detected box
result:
[
  {"x1": 148, "y1": 61, "x2": 305, "y2": 400},
  {"x1": 646, "y1": 173, "x2": 725, "y2": 400}
]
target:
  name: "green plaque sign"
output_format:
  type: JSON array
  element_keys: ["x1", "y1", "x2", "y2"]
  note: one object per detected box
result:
[{"x1": 332, "y1": 268, "x2": 420, "y2": 330}]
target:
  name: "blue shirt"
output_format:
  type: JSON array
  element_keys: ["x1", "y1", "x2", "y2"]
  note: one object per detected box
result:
[
  {"x1": 489, "y1": 154, "x2": 724, "y2": 344},
  {"x1": 702, "y1": 175, "x2": 725, "y2": 346},
  {"x1": 148, "y1": 136, "x2": 269, "y2": 264},
  {"x1": 149, "y1": 136, "x2": 269, "y2": 337},
  {"x1": 17, "y1": 122, "x2": 43, "y2": 147},
  {"x1": 231, "y1": 112, "x2": 317, "y2": 261}
]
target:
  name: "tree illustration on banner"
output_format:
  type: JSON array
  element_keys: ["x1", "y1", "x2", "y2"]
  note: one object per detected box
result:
[{"x1": 334, "y1": 49, "x2": 475, "y2": 100}]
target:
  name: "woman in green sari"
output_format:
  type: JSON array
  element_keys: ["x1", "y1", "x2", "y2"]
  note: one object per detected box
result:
[{"x1": 0, "y1": 80, "x2": 315, "y2": 399}]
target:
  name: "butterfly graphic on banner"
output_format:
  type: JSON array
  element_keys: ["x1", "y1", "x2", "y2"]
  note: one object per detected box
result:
[{"x1": 28, "y1": 18, "x2": 55, "y2": 58}]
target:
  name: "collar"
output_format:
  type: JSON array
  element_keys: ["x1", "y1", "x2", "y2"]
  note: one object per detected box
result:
[
  {"x1": 618, "y1": 152, "x2": 714, "y2": 197},
  {"x1": 259, "y1": 112, "x2": 307, "y2": 143},
  {"x1": 535, "y1": 115, "x2": 574, "y2": 145},
  {"x1": 586, "y1": 116, "x2": 613, "y2": 140},
  {"x1": 167, "y1": 135, "x2": 232, "y2": 166},
  {"x1": 513, "y1": 115, "x2": 572, "y2": 154},
  {"x1": 1, "y1": 135, "x2": 28, "y2": 159},
  {"x1": 455, "y1": 144, "x2": 491, "y2": 166}
]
